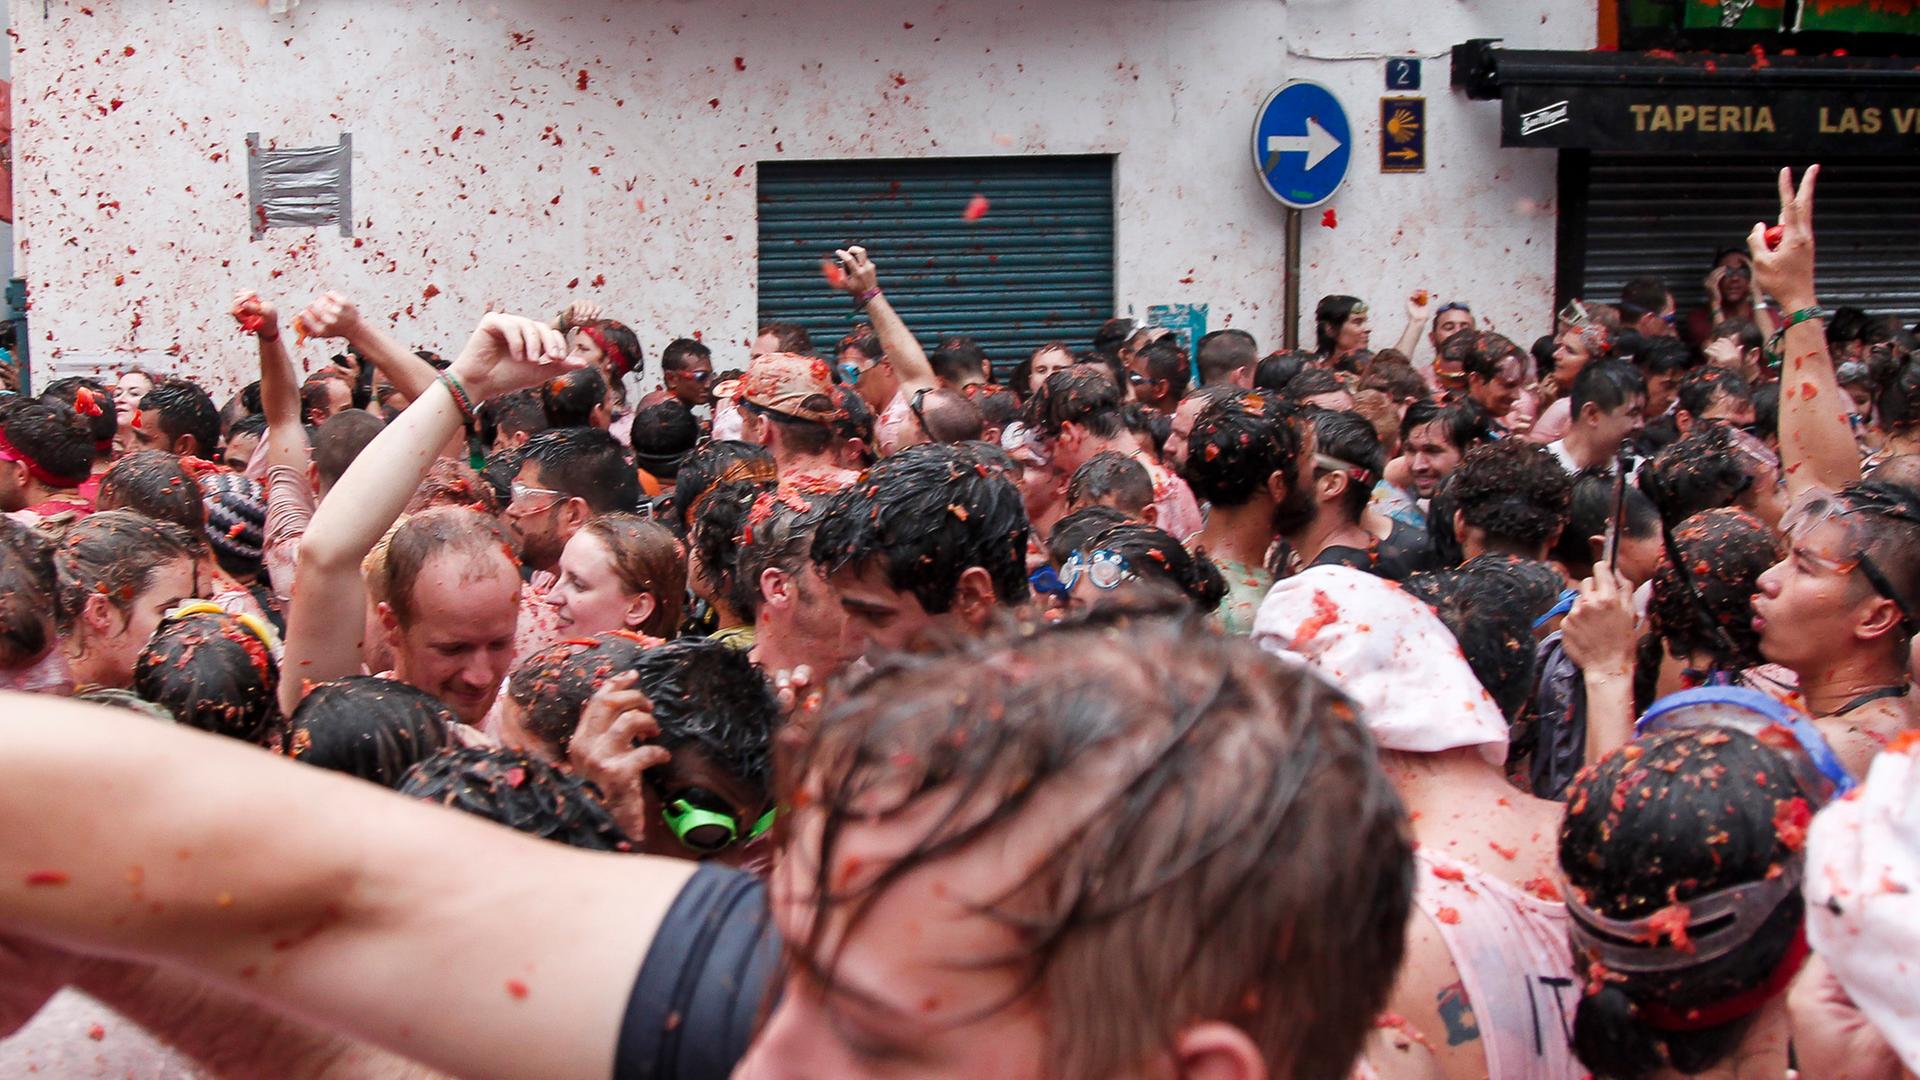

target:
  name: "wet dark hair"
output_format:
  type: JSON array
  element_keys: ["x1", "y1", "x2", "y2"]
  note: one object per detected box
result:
[
  {"x1": 1025, "y1": 367, "x2": 1125, "y2": 441},
  {"x1": 1636, "y1": 509, "x2": 1780, "y2": 709},
  {"x1": 1138, "y1": 337, "x2": 1192, "y2": 400},
  {"x1": 660, "y1": 337, "x2": 713, "y2": 373},
  {"x1": 507, "y1": 634, "x2": 777, "y2": 800},
  {"x1": 930, "y1": 336, "x2": 990, "y2": 385},
  {"x1": 1313, "y1": 294, "x2": 1365, "y2": 356},
  {"x1": 629, "y1": 398, "x2": 699, "y2": 477},
  {"x1": 1180, "y1": 390, "x2": 1303, "y2": 508},
  {"x1": 1196, "y1": 329, "x2": 1259, "y2": 386},
  {"x1": 1707, "y1": 317, "x2": 1764, "y2": 353},
  {"x1": 1638, "y1": 424, "x2": 1757, "y2": 524},
  {"x1": 1831, "y1": 480, "x2": 1920, "y2": 645},
  {"x1": 576, "y1": 319, "x2": 642, "y2": 384},
  {"x1": 1092, "y1": 317, "x2": 1136, "y2": 355},
  {"x1": 133, "y1": 609, "x2": 281, "y2": 745},
  {"x1": 1571, "y1": 358, "x2": 1648, "y2": 418},
  {"x1": 1617, "y1": 277, "x2": 1673, "y2": 323},
  {"x1": 224, "y1": 412, "x2": 268, "y2": 449},
  {"x1": 400, "y1": 746, "x2": 630, "y2": 852},
  {"x1": 539, "y1": 367, "x2": 609, "y2": 430},
  {"x1": 0, "y1": 397, "x2": 93, "y2": 486},
  {"x1": 1676, "y1": 367, "x2": 1752, "y2": 421},
  {"x1": 312, "y1": 409, "x2": 385, "y2": 491},
  {"x1": 288, "y1": 676, "x2": 458, "y2": 789},
  {"x1": 1252, "y1": 349, "x2": 1312, "y2": 393},
  {"x1": 756, "y1": 321, "x2": 813, "y2": 356},
  {"x1": 791, "y1": 611, "x2": 1413, "y2": 1079},
  {"x1": 1562, "y1": 728, "x2": 1808, "y2": 1080},
  {"x1": 300, "y1": 371, "x2": 353, "y2": 425},
  {"x1": 1308, "y1": 407, "x2": 1386, "y2": 522},
  {"x1": 1557, "y1": 468, "x2": 1660, "y2": 575},
  {"x1": 692, "y1": 479, "x2": 774, "y2": 614},
  {"x1": 735, "y1": 491, "x2": 828, "y2": 621},
  {"x1": 1079, "y1": 522, "x2": 1226, "y2": 613},
  {"x1": 1356, "y1": 356, "x2": 1429, "y2": 405},
  {"x1": 1067, "y1": 451, "x2": 1152, "y2": 515},
  {"x1": 139, "y1": 379, "x2": 221, "y2": 457},
  {"x1": 829, "y1": 385, "x2": 876, "y2": 457},
  {"x1": 810, "y1": 443, "x2": 1030, "y2": 614},
  {"x1": 52, "y1": 511, "x2": 200, "y2": 633},
  {"x1": 1398, "y1": 400, "x2": 1493, "y2": 452},
  {"x1": 1750, "y1": 383, "x2": 1780, "y2": 443},
  {"x1": 1280, "y1": 366, "x2": 1346, "y2": 404},
  {"x1": 96, "y1": 451, "x2": 206, "y2": 534},
  {"x1": 1402, "y1": 569, "x2": 1537, "y2": 720},
  {"x1": 1047, "y1": 505, "x2": 1133, "y2": 568},
  {"x1": 478, "y1": 389, "x2": 550, "y2": 450},
  {"x1": 519, "y1": 427, "x2": 641, "y2": 515},
  {"x1": 0, "y1": 518, "x2": 55, "y2": 668},
  {"x1": 671, "y1": 440, "x2": 776, "y2": 534},
  {"x1": 41, "y1": 376, "x2": 117, "y2": 455},
  {"x1": 1450, "y1": 440, "x2": 1574, "y2": 552},
  {"x1": 1457, "y1": 332, "x2": 1526, "y2": 385},
  {"x1": 1636, "y1": 336, "x2": 1695, "y2": 380},
  {"x1": 1828, "y1": 305, "x2": 1873, "y2": 349}
]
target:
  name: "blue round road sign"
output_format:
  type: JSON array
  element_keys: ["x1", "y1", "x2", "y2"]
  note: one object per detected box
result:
[{"x1": 1252, "y1": 81, "x2": 1352, "y2": 209}]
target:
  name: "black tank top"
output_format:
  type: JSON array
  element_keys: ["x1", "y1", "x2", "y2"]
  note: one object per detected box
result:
[{"x1": 615, "y1": 863, "x2": 781, "y2": 1079}]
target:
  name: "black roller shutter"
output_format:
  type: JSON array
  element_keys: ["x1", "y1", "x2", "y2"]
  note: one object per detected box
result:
[
  {"x1": 1569, "y1": 153, "x2": 1920, "y2": 328},
  {"x1": 757, "y1": 155, "x2": 1115, "y2": 377}
]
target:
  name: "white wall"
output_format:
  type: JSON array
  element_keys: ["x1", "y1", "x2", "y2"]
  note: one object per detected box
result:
[{"x1": 12, "y1": 0, "x2": 1592, "y2": 396}]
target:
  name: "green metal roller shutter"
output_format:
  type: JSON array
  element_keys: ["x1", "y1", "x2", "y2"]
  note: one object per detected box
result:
[
  {"x1": 757, "y1": 155, "x2": 1115, "y2": 378},
  {"x1": 1568, "y1": 153, "x2": 1920, "y2": 327}
]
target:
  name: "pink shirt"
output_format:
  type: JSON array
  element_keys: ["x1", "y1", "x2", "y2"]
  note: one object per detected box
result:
[{"x1": 1139, "y1": 454, "x2": 1205, "y2": 542}]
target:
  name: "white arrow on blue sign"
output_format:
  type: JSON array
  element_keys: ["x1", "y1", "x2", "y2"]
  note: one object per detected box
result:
[{"x1": 1252, "y1": 81, "x2": 1353, "y2": 209}]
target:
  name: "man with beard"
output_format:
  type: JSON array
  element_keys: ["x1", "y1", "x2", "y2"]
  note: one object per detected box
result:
[
  {"x1": 1391, "y1": 401, "x2": 1495, "y2": 530},
  {"x1": 1179, "y1": 390, "x2": 1315, "y2": 634}
]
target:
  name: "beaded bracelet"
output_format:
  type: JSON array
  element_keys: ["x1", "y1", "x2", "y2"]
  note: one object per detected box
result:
[
  {"x1": 1763, "y1": 306, "x2": 1831, "y2": 368},
  {"x1": 854, "y1": 288, "x2": 882, "y2": 312},
  {"x1": 438, "y1": 371, "x2": 478, "y2": 425}
]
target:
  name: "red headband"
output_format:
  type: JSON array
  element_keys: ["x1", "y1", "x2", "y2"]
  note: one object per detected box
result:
[
  {"x1": 0, "y1": 428, "x2": 85, "y2": 488},
  {"x1": 579, "y1": 325, "x2": 633, "y2": 381},
  {"x1": 1635, "y1": 925, "x2": 1810, "y2": 1033}
]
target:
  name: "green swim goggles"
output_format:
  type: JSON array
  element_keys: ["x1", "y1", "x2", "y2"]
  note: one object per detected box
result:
[{"x1": 657, "y1": 785, "x2": 777, "y2": 854}]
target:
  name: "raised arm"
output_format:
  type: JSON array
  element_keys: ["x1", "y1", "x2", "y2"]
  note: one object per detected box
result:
[
  {"x1": 0, "y1": 695, "x2": 694, "y2": 1080},
  {"x1": 833, "y1": 246, "x2": 936, "y2": 394},
  {"x1": 279, "y1": 313, "x2": 577, "y2": 714},
  {"x1": 1750, "y1": 165, "x2": 1858, "y2": 496},
  {"x1": 1561, "y1": 566, "x2": 1640, "y2": 767},
  {"x1": 297, "y1": 293, "x2": 441, "y2": 406},
  {"x1": 1392, "y1": 290, "x2": 1433, "y2": 364},
  {"x1": 233, "y1": 292, "x2": 309, "y2": 476}
]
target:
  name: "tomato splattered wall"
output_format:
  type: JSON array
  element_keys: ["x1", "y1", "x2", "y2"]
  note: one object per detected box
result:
[{"x1": 12, "y1": 0, "x2": 1586, "y2": 395}]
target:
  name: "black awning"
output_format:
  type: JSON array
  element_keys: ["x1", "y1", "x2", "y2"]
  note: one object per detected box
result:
[{"x1": 1452, "y1": 40, "x2": 1920, "y2": 153}]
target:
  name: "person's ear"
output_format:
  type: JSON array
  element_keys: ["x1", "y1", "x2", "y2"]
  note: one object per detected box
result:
[
  {"x1": 1265, "y1": 470, "x2": 1290, "y2": 506},
  {"x1": 1230, "y1": 366, "x2": 1254, "y2": 390},
  {"x1": 1587, "y1": 531, "x2": 1608, "y2": 564},
  {"x1": 1317, "y1": 469, "x2": 1347, "y2": 504},
  {"x1": 559, "y1": 496, "x2": 593, "y2": 535},
  {"x1": 622, "y1": 591, "x2": 658, "y2": 632},
  {"x1": 1545, "y1": 523, "x2": 1566, "y2": 552},
  {"x1": 508, "y1": 430, "x2": 531, "y2": 451},
  {"x1": 1168, "y1": 1020, "x2": 1265, "y2": 1080},
  {"x1": 1139, "y1": 503, "x2": 1159, "y2": 527},
  {"x1": 953, "y1": 566, "x2": 997, "y2": 627},
  {"x1": 1452, "y1": 507, "x2": 1469, "y2": 539},
  {"x1": 1856, "y1": 595, "x2": 1905, "y2": 644},
  {"x1": 1060, "y1": 421, "x2": 1086, "y2": 452},
  {"x1": 81, "y1": 591, "x2": 124, "y2": 642},
  {"x1": 759, "y1": 567, "x2": 792, "y2": 614},
  {"x1": 376, "y1": 601, "x2": 402, "y2": 640},
  {"x1": 1674, "y1": 410, "x2": 1695, "y2": 437},
  {"x1": 176, "y1": 434, "x2": 201, "y2": 458},
  {"x1": 307, "y1": 460, "x2": 323, "y2": 495},
  {"x1": 1577, "y1": 402, "x2": 1601, "y2": 428},
  {"x1": 840, "y1": 437, "x2": 871, "y2": 467}
]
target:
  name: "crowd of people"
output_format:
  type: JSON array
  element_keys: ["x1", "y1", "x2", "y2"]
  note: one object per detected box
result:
[{"x1": 0, "y1": 165, "x2": 1914, "y2": 1080}]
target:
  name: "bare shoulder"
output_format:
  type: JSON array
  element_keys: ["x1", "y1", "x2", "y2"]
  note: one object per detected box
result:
[
  {"x1": 1384, "y1": 909, "x2": 1483, "y2": 1080},
  {"x1": 1819, "y1": 697, "x2": 1916, "y2": 779}
]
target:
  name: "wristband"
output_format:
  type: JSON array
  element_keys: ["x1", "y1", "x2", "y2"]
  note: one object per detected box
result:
[
  {"x1": 854, "y1": 288, "x2": 881, "y2": 312},
  {"x1": 438, "y1": 371, "x2": 479, "y2": 425},
  {"x1": 1763, "y1": 306, "x2": 1830, "y2": 368}
]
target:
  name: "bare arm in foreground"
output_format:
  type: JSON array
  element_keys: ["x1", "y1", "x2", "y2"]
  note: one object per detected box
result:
[{"x1": 0, "y1": 693, "x2": 695, "y2": 1080}]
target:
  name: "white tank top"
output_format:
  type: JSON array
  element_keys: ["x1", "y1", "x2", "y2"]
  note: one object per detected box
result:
[{"x1": 1412, "y1": 848, "x2": 1584, "y2": 1080}]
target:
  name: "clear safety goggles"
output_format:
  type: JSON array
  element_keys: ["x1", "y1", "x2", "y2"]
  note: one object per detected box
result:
[
  {"x1": 1029, "y1": 548, "x2": 1133, "y2": 599},
  {"x1": 1779, "y1": 484, "x2": 1920, "y2": 635}
]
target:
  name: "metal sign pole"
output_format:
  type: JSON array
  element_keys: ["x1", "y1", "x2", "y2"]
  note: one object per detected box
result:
[{"x1": 1283, "y1": 207, "x2": 1302, "y2": 350}]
